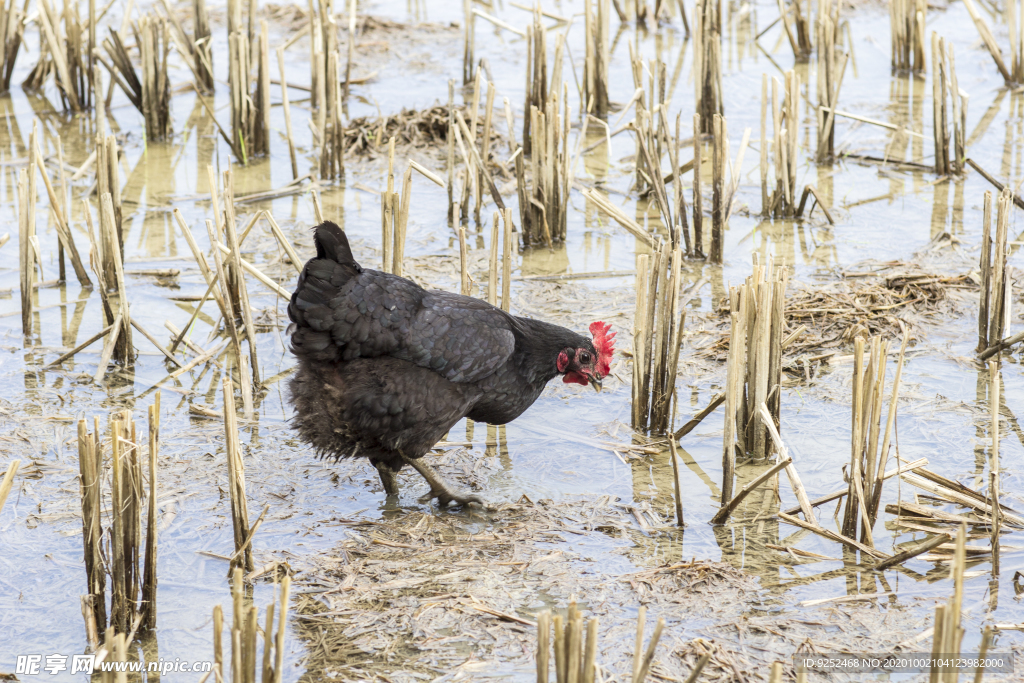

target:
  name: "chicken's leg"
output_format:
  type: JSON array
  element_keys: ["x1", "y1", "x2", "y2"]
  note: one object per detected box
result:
[
  {"x1": 400, "y1": 453, "x2": 484, "y2": 508},
  {"x1": 374, "y1": 461, "x2": 400, "y2": 496}
]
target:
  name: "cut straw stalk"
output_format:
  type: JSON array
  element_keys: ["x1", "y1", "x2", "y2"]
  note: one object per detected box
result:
[
  {"x1": 536, "y1": 602, "x2": 600, "y2": 683},
  {"x1": 762, "y1": 72, "x2": 800, "y2": 215},
  {"x1": 872, "y1": 533, "x2": 950, "y2": 571},
  {"x1": 318, "y1": 50, "x2": 345, "y2": 181},
  {"x1": 462, "y1": 0, "x2": 474, "y2": 84},
  {"x1": 694, "y1": 0, "x2": 723, "y2": 134},
  {"x1": 17, "y1": 167, "x2": 33, "y2": 335},
  {"x1": 224, "y1": 378, "x2": 253, "y2": 572},
  {"x1": 669, "y1": 436, "x2": 684, "y2": 527},
  {"x1": 215, "y1": 568, "x2": 290, "y2": 682},
  {"x1": 931, "y1": 34, "x2": 967, "y2": 175},
  {"x1": 584, "y1": 0, "x2": 610, "y2": 117},
  {"x1": 501, "y1": 208, "x2": 513, "y2": 312},
  {"x1": 927, "y1": 526, "x2": 967, "y2": 677},
  {"x1": 139, "y1": 15, "x2": 171, "y2": 141},
  {"x1": 777, "y1": 511, "x2": 889, "y2": 560},
  {"x1": 631, "y1": 241, "x2": 685, "y2": 434},
  {"x1": 487, "y1": 212, "x2": 499, "y2": 306},
  {"x1": 141, "y1": 402, "x2": 160, "y2": 630},
  {"x1": 33, "y1": 137, "x2": 90, "y2": 286},
  {"x1": 36, "y1": 0, "x2": 82, "y2": 112},
  {"x1": 220, "y1": 170, "x2": 262, "y2": 388},
  {"x1": 978, "y1": 190, "x2": 1011, "y2": 355},
  {"x1": 0, "y1": 459, "x2": 20, "y2": 514},
  {"x1": 961, "y1": 0, "x2": 1013, "y2": 83},
  {"x1": 581, "y1": 189, "x2": 654, "y2": 247},
  {"x1": 277, "y1": 47, "x2": 299, "y2": 179},
  {"x1": 795, "y1": 185, "x2": 836, "y2": 224},
  {"x1": 0, "y1": 0, "x2": 24, "y2": 95},
  {"x1": 78, "y1": 418, "x2": 106, "y2": 634},
  {"x1": 80, "y1": 408, "x2": 159, "y2": 636},
  {"x1": 899, "y1": 470, "x2": 1024, "y2": 527},
  {"x1": 214, "y1": 241, "x2": 291, "y2": 298},
  {"x1": 458, "y1": 223, "x2": 470, "y2": 295},
  {"x1": 890, "y1": 0, "x2": 925, "y2": 71},
  {"x1": 720, "y1": 259, "x2": 788, "y2": 495},
  {"x1": 816, "y1": 4, "x2": 844, "y2": 159},
  {"x1": 99, "y1": 192, "x2": 133, "y2": 366},
  {"x1": 674, "y1": 392, "x2": 724, "y2": 440},
  {"x1": 758, "y1": 403, "x2": 814, "y2": 520},
  {"x1": 634, "y1": 615, "x2": 665, "y2": 683}
]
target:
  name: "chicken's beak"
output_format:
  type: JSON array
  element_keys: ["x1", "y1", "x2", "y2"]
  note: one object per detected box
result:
[{"x1": 589, "y1": 376, "x2": 603, "y2": 392}]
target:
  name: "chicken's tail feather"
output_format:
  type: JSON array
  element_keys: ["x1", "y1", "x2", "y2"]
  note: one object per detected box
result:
[
  {"x1": 313, "y1": 221, "x2": 358, "y2": 267},
  {"x1": 288, "y1": 222, "x2": 361, "y2": 363}
]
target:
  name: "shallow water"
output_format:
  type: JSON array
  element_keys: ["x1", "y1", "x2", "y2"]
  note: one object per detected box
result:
[{"x1": 3, "y1": 0, "x2": 1024, "y2": 679}]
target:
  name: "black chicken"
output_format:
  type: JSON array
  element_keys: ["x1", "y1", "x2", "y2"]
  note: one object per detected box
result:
[{"x1": 287, "y1": 222, "x2": 615, "y2": 506}]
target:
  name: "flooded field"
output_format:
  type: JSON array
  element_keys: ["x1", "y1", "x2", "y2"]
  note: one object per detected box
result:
[{"x1": 4, "y1": 0, "x2": 1024, "y2": 680}]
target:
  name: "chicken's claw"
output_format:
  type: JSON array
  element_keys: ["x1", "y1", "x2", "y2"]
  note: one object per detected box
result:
[
  {"x1": 400, "y1": 453, "x2": 486, "y2": 509},
  {"x1": 420, "y1": 486, "x2": 484, "y2": 509}
]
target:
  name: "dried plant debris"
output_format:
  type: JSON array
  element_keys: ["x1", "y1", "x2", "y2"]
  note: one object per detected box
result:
[
  {"x1": 697, "y1": 262, "x2": 976, "y2": 363},
  {"x1": 343, "y1": 106, "x2": 503, "y2": 160},
  {"x1": 785, "y1": 268, "x2": 972, "y2": 339},
  {"x1": 290, "y1": 483, "x2": 1021, "y2": 682},
  {"x1": 291, "y1": 495, "x2": 750, "y2": 681}
]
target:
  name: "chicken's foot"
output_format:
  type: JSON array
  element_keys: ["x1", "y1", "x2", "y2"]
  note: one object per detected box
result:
[
  {"x1": 400, "y1": 453, "x2": 484, "y2": 508},
  {"x1": 374, "y1": 461, "x2": 400, "y2": 496}
]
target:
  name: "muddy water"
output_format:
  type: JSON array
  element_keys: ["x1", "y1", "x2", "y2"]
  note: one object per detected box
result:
[{"x1": 3, "y1": 0, "x2": 1024, "y2": 679}]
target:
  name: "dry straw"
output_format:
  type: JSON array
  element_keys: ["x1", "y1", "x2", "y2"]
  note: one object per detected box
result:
[
  {"x1": 0, "y1": 459, "x2": 21, "y2": 517},
  {"x1": 815, "y1": 3, "x2": 848, "y2": 162},
  {"x1": 396, "y1": 160, "x2": 444, "y2": 276},
  {"x1": 31, "y1": 0, "x2": 87, "y2": 111},
  {"x1": 978, "y1": 190, "x2": 1011, "y2": 356},
  {"x1": 224, "y1": 378, "x2": 254, "y2": 573},
  {"x1": 629, "y1": 53, "x2": 690, "y2": 254},
  {"x1": 78, "y1": 403, "x2": 160, "y2": 638},
  {"x1": 631, "y1": 241, "x2": 685, "y2": 434},
  {"x1": 891, "y1": 0, "x2": 925, "y2": 70},
  {"x1": 777, "y1": 0, "x2": 811, "y2": 59},
  {"x1": 694, "y1": 0, "x2": 722, "y2": 134},
  {"x1": 92, "y1": 190, "x2": 134, "y2": 372},
  {"x1": 839, "y1": 332, "x2": 908, "y2": 545},
  {"x1": 319, "y1": 50, "x2": 345, "y2": 181},
  {"x1": 161, "y1": 0, "x2": 213, "y2": 93},
  {"x1": 534, "y1": 601, "x2": 663, "y2": 682},
  {"x1": 927, "y1": 525, "x2": 967, "y2": 678},
  {"x1": 210, "y1": 569, "x2": 291, "y2": 683},
  {"x1": 719, "y1": 257, "x2": 788, "y2": 504},
  {"x1": 931, "y1": 33, "x2": 966, "y2": 176},
  {"x1": 139, "y1": 15, "x2": 172, "y2": 141},
  {"x1": 583, "y1": 0, "x2": 610, "y2": 118},
  {"x1": 506, "y1": 19, "x2": 574, "y2": 246},
  {"x1": 277, "y1": 47, "x2": 299, "y2": 179},
  {"x1": 210, "y1": 166, "x2": 262, "y2": 390},
  {"x1": 462, "y1": 0, "x2": 474, "y2": 84},
  {"x1": 0, "y1": 0, "x2": 25, "y2": 94},
  {"x1": 961, "y1": 0, "x2": 1015, "y2": 84},
  {"x1": 17, "y1": 165, "x2": 33, "y2": 335},
  {"x1": 761, "y1": 71, "x2": 800, "y2": 216},
  {"x1": 528, "y1": 9, "x2": 561, "y2": 156},
  {"x1": 34, "y1": 133, "x2": 90, "y2": 287},
  {"x1": 225, "y1": 7, "x2": 271, "y2": 162}
]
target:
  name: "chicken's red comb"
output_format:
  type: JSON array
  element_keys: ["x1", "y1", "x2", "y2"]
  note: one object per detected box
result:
[{"x1": 589, "y1": 321, "x2": 615, "y2": 376}]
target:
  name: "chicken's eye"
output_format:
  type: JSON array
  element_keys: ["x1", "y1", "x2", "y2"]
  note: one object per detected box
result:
[{"x1": 579, "y1": 351, "x2": 592, "y2": 364}]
